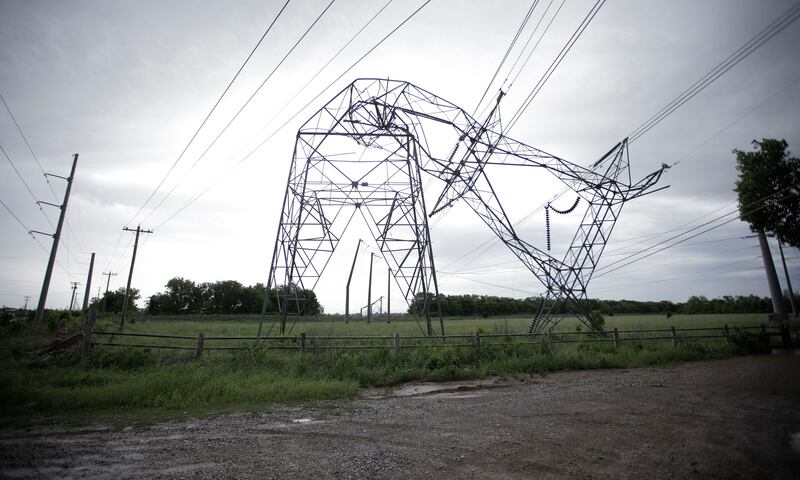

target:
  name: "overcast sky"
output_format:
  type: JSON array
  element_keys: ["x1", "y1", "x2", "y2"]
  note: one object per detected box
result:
[{"x1": 1, "y1": 0, "x2": 798, "y2": 313}]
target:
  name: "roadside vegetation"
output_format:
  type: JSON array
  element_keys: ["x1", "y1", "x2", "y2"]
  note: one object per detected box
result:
[{"x1": 0, "y1": 312, "x2": 785, "y2": 426}]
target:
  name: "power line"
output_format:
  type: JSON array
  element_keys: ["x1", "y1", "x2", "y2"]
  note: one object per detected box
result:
[
  {"x1": 152, "y1": 0, "x2": 433, "y2": 230},
  {"x1": 506, "y1": 0, "x2": 565, "y2": 90},
  {"x1": 506, "y1": 0, "x2": 607, "y2": 132},
  {"x1": 591, "y1": 255, "x2": 762, "y2": 295},
  {"x1": 0, "y1": 142, "x2": 54, "y2": 228},
  {"x1": 127, "y1": 0, "x2": 293, "y2": 226},
  {"x1": 1, "y1": 197, "x2": 36, "y2": 239},
  {"x1": 0, "y1": 92, "x2": 57, "y2": 201},
  {"x1": 216, "y1": 0, "x2": 396, "y2": 173},
  {"x1": 594, "y1": 189, "x2": 798, "y2": 279},
  {"x1": 628, "y1": 1, "x2": 800, "y2": 143},
  {"x1": 0, "y1": 92, "x2": 88, "y2": 254},
  {"x1": 0, "y1": 197, "x2": 74, "y2": 275},
  {"x1": 139, "y1": 0, "x2": 337, "y2": 225},
  {"x1": 472, "y1": 0, "x2": 539, "y2": 116}
]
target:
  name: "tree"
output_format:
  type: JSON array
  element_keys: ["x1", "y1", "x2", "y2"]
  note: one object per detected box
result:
[
  {"x1": 734, "y1": 139, "x2": 800, "y2": 247},
  {"x1": 734, "y1": 139, "x2": 800, "y2": 317},
  {"x1": 91, "y1": 287, "x2": 139, "y2": 313}
]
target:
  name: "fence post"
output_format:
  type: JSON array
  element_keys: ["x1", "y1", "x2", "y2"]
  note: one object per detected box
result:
[
  {"x1": 474, "y1": 332, "x2": 481, "y2": 352},
  {"x1": 612, "y1": 328, "x2": 619, "y2": 350},
  {"x1": 299, "y1": 332, "x2": 306, "y2": 354},
  {"x1": 81, "y1": 307, "x2": 97, "y2": 361},
  {"x1": 394, "y1": 332, "x2": 401, "y2": 353},
  {"x1": 723, "y1": 324, "x2": 730, "y2": 344},
  {"x1": 670, "y1": 326, "x2": 678, "y2": 348},
  {"x1": 780, "y1": 324, "x2": 792, "y2": 349},
  {"x1": 195, "y1": 332, "x2": 205, "y2": 358}
]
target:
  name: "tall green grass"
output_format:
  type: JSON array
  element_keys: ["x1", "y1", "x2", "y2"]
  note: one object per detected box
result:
[{"x1": 0, "y1": 320, "x2": 771, "y2": 425}]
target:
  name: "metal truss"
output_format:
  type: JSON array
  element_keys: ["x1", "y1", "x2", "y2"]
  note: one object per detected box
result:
[{"x1": 262, "y1": 78, "x2": 668, "y2": 335}]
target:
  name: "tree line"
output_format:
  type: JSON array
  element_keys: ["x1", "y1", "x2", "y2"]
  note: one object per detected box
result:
[
  {"x1": 92, "y1": 276, "x2": 795, "y2": 317},
  {"x1": 93, "y1": 278, "x2": 321, "y2": 315},
  {"x1": 409, "y1": 292, "x2": 799, "y2": 317}
]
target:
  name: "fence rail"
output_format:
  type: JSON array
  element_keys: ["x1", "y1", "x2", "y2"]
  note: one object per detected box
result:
[{"x1": 85, "y1": 323, "x2": 797, "y2": 357}]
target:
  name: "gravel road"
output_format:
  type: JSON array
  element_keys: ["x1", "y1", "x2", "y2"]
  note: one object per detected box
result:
[{"x1": 2, "y1": 355, "x2": 799, "y2": 479}]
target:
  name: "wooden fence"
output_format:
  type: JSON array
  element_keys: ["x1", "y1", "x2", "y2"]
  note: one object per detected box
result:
[{"x1": 86, "y1": 323, "x2": 797, "y2": 358}]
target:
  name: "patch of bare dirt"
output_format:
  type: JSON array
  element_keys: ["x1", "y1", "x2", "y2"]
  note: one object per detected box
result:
[{"x1": 2, "y1": 355, "x2": 799, "y2": 479}]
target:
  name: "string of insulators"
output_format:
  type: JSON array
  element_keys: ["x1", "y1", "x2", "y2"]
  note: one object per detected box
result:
[
  {"x1": 545, "y1": 197, "x2": 579, "y2": 252},
  {"x1": 447, "y1": 143, "x2": 461, "y2": 162},
  {"x1": 545, "y1": 204, "x2": 551, "y2": 251},
  {"x1": 550, "y1": 196, "x2": 580, "y2": 215}
]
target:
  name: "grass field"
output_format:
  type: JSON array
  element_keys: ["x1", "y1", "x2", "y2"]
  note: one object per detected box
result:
[
  {"x1": 0, "y1": 312, "x2": 789, "y2": 426},
  {"x1": 95, "y1": 312, "x2": 775, "y2": 338}
]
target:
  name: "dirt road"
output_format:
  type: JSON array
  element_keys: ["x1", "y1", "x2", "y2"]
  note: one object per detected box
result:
[{"x1": 2, "y1": 355, "x2": 799, "y2": 479}]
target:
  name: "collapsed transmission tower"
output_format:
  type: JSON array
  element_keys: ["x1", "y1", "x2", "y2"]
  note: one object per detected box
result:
[{"x1": 262, "y1": 78, "x2": 668, "y2": 335}]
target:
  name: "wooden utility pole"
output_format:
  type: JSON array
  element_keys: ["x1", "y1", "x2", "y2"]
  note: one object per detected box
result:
[
  {"x1": 23, "y1": 295, "x2": 30, "y2": 310},
  {"x1": 345, "y1": 240, "x2": 362, "y2": 323},
  {"x1": 777, "y1": 239, "x2": 798, "y2": 317},
  {"x1": 367, "y1": 252, "x2": 374, "y2": 323},
  {"x1": 387, "y1": 268, "x2": 391, "y2": 322},
  {"x1": 101, "y1": 271, "x2": 117, "y2": 315},
  {"x1": 68, "y1": 281, "x2": 80, "y2": 311},
  {"x1": 34, "y1": 153, "x2": 78, "y2": 327},
  {"x1": 81, "y1": 252, "x2": 95, "y2": 311},
  {"x1": 120, "y1": 225, "x2": 152, "y2": 329}
]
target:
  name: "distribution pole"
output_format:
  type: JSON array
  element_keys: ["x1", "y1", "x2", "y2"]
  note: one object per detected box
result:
[
  {"x1": 23, "y1": 295, "x2": 30, "y2": 310},
  {"x1": 757, "y1": 229, "x2": 786, "y2": 322},
  {"x1": 34, "y1": 153, "x2": 79, "y2": 327},
  {"x1": 387, "y1": 268, "x2": 391, "y2": 322},
  {"x1": 120, "y1": 225, "x2": 152, "y2": 329},
  {"x1": 101, "y1": 271, "x2": 117, "y2": 315},
  {"x1": 81, "y1": 252, "x2": 95, "y2": 311},
  {"x1": 367, "y1": 252, "x2": 374, "y2": 323},
  {"x1": 777, "y1": 239, "x2": 798, "y2": 317},
  {"x1": 345, "y1": 240, "x2": 362, "y2": 323},
  {"x1": 68, "y1": 281, "x2": 80, "y2": 311}
]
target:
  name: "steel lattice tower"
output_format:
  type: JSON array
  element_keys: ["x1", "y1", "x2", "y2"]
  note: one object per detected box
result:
[{"x1": 261, "y1": 79, "x2": 668, "y2": 335}]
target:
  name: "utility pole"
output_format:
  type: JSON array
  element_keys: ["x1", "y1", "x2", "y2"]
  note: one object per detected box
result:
[
  {"x1": 23, "y1": 295, "x2": 30, "y2": 310},
  {"x1": 101, "y1": 271, "x2": 117, "y2": 315},
  {"x1": 33, "y1": 153, "x2": 78, "y2": 327},
  {"x1": 68, "y1": 281, "x2": 80, "y2": 311},
  {"x1": 81, "y1": 252, "x2": 95, "y2": 311},
  {"x1": 387, "y1": 268, "x2": 391, "y2": 322},
  {"x1": 367, "y1": 252, "x2": 374, "y2": 323},
  {"x1": 345, "y1": 240, "x2": 362, "y2": 323},
  {"x1": 757, "y1": 229, "x2": 786, "y2": 323},
  {"x1": 777, "y1": 239, "x2": 798, "y2": 317},
  {"x1": 120, "y1": 225, "x2": 152, "y2": 329}
]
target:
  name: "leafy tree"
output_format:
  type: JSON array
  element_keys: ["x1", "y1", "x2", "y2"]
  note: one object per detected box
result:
[
  {"x1": 91, "y1": 287, "x2": 140, "y2": 313},
  {"x1": 145, "y1": 278, "x2": 321, "y2": 316},
  {"x1": 734, "y1": 139, "x2": 800, "y2": 247}
]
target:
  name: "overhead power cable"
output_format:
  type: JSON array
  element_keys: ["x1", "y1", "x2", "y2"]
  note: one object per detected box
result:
[
  {"x1": 0, "y1": 92, "x2": 59, "y2": 202},
  {"x1": 594, "y1": 189, "x2": 797, "y2": 279},
  {"x1": 1, "y1": 92, "x2": 89, "y2": 254},
  {"x1": 506, "y1": 0, "x2": 565, "y2": 90},
  {"x1": 152, "y1": 0, "x2": 433, "y2": 230},
  {"x1": 139, "y1": 0, "x2": 337, "y2": 225},
  {"x1": 127, "y1": 0, "x2": 292, "y2": 225},
  {"x1": 1, "y1": 197, "x2": 35, "y2": 237},
  {"x1": 627, "y1": 1, "x2": 800, "y2": 143},
  {"x1": 1, "y1": 197, "x2": 73, "y2": 274},
  {"x1": 472, "y1": 0, "x2": 539, "y2": 116},
  {"x1": 1, "y1": 142, "x2": 55, "y2": 230},
  {"x1": 224, "y1": 0, "x2": 396, "y2": 170},
  {"x1": 506, "y1": 0, "x2": 607, "y2": 132}
]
